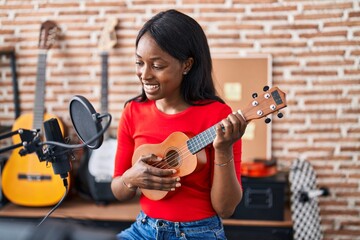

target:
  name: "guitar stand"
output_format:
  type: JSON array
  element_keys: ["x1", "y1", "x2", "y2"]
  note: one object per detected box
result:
[{"x1": 0, "y1": 47, "x2": 20, "y2": 119}]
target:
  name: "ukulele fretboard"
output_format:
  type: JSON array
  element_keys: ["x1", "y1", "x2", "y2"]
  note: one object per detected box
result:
[{"x1": 187, "y1": 126, "x2": 217, "y2": 154}]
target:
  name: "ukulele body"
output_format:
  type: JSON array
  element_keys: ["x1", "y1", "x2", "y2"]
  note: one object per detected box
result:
[
  {"x1": 132, "y1": 132, "x2": 206, "y2": 200},
  {"x1": 2, "y1": 113, "x2": 68, "y2": 207}
]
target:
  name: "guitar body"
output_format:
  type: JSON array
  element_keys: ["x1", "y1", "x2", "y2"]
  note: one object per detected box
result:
[
  {"x1": 2, "y1": 113, "x2": 68, "y2": 207},
  {"x1": 76, "y1": 138, "x2": 117, "y2": 203},
  {"x1": 132, "y1": 132, "x2": 200, "y2": 200}
]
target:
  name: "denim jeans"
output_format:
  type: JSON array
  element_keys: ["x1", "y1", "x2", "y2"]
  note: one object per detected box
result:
[{"x1": 117, "y1": 211, "x2": 227, "y2": 240}]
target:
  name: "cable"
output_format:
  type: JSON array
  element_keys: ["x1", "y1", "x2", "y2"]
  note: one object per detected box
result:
[{"x1": 36, "y1": 178, "x2": 69, "y2": 228}]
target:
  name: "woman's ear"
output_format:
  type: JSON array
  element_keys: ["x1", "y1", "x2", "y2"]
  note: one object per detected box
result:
[{"x1": 183, "y1": 57, "x2": 194, "y2": 75}]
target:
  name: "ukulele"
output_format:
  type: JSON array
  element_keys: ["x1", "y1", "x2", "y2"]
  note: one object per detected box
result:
[
  {"x1": 2, "y1": 20, "x2": 70, "y2": 207},
  {"x1": 132, "y1": 86, "x2": 287, "y2": 200},
  {"x1": 76, "y1": 18, "x2": 118, "y2": 203}
]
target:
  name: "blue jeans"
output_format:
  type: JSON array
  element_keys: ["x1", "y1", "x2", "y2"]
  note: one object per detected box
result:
[{"x1": 117, "y1": 211, "x2": 227, "y2": 240}]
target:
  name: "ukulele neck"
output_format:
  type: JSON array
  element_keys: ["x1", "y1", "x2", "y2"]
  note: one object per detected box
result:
[{"x1": 187, "y1": 126, "x2": 217, "y2": 154}]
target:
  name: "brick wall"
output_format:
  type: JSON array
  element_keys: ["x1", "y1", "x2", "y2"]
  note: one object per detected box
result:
[{"x1": 0, "y1": 1, "x2": 359, "y2": 239}]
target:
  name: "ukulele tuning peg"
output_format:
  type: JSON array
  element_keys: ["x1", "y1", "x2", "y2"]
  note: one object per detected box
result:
[
  {"x1": 263, "y1": 85, "x2": 270, "y2": 92},
  {"x1": 265, "y1": 118, "x2": 271, "y2": 124},
  {"x1": 252, "y1": 93, "x2": 258, "y2": 99},
  {"x1": 277, "y1": 112, "x2": 284, "y2": 118}
]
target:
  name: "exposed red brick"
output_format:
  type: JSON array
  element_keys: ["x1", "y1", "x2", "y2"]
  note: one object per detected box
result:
[
  {"x1": 303, "y1": 2, "x2": 352, "y2": 11},
  {"x1": 246, "y1": 33, "x2": 292, "y2": 40},
  {"x1": 252, "y1": 5, "x2": 297, "y2": 12},
  {"x1": 219, "y1": 24, "x2": 263, "y2": 30},
  {"x1": 306, "y1": 60, "x2": 354, "y2": 66},
  {"x1": 272, "y1": 24, "x2": 318, "y2": 30},
  {"x1": 349, "y1": 11, "x2": 360, "y2": 18},
  {"x1": 300, "y1": 30, "x2": 347, "y2": 39},
  {"x1": 242, "y1": 15, "x2": 287, "y2": 21},
  {"x1": 294, "y1": 13, "x2": 343, "y2": 20},
  {"x1": 292, "y1": 70, "x2": 338, "y2": 76},
  {"x1": 324, "y1": 20, "x2": 360, "y2": 28},
  {"x1": 313, "y1": 40, "x2": 360, "y2": 47}
]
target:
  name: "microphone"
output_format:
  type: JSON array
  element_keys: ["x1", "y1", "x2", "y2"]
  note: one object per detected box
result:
[{"x1": 43, "y1": 118, "x2": 72, "y2": 180}]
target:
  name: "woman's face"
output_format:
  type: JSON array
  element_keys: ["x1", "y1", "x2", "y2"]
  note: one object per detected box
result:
[{"x1": 135, "y1": 33, "x2": 190, "y2": 102}]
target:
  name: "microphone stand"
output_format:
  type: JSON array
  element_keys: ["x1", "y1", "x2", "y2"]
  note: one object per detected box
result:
[{"x1": 0, "y1": 128, "x2": 40, "y2": 155}]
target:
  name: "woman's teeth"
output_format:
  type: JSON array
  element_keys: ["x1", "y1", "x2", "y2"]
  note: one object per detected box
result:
[{"x1": 144, "y1": 84, "x2": 159, "y2": 92}]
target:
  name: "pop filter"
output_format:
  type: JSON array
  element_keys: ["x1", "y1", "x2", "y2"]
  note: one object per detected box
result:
[{"x1": 69, "y1": 95, "x2": 104, "y2": 149}]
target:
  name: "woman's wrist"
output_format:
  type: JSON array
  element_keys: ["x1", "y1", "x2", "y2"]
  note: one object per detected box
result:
[
  {"x1": 122, "y1": 179, "x2": 138, "y2": 191},
  {"x1": 122, "y1": 171, "x2": 138, "y2": 191},
  {"x1": 214, "y1": 157, "x2": 234, "y2": 167}
]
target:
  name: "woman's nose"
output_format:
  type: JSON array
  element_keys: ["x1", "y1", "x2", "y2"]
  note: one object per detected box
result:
[{"x1": 139, "y1": 65, "x2": 153, "y2": 80}]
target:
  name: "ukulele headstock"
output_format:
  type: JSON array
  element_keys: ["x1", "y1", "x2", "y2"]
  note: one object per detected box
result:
[
  {"x1": 241, "y1": 86, "x2": 287, "y2": 123},
  {"x1": 38, "y1": 20, "x2": 60, "y2": 50}
]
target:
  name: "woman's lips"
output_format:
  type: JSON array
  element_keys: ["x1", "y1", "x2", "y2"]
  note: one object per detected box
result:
[{"x1": 143, "y1": 83, "x2": 160, "y2": 94}]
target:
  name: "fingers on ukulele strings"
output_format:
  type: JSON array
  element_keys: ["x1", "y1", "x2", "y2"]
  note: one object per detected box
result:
[{"x1": 218, "y1": 118, "x2": 233, "y2": 136}]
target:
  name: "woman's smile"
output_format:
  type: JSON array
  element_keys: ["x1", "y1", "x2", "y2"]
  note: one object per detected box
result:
[{"x1": 143, "y1": 83, "x2": 160, "y2": 95}]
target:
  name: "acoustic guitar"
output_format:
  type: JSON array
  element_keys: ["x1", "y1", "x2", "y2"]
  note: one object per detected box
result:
[
  {"x1": 76, "y1": 18, "x2": 118, "y2": 203},
  {"x1": 132, "y1": 86, "x2": 287, "y2": 200},
  {"x1": 2, "y1": 20, "x2": 70, "y2": 207}
]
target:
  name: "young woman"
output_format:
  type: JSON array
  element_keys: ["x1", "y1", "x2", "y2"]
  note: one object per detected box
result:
[{"x1": 111, "y1": 9, "x2": 247, "y2": 240}]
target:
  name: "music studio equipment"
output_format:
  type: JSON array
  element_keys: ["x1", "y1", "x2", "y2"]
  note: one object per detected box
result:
[
  {"x1": 0, "y1": 95, "x2": 112, "y2": 212},
  {"x1": 231, "y1": 171, "x2": 288, "y2": 221},
  {"x1": 75, "y1": 18, "x2": 118, "y2": 204},
  {"x1": 1, "y1": 20, "x2": 68, "y2": 207}
]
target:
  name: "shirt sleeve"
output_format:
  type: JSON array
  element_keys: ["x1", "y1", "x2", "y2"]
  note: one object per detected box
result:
[{"x1": 113, "y1": 103, "x2": 135, "y2": 177}]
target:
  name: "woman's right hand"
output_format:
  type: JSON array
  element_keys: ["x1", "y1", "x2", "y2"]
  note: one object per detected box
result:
[{"x1": 123, "y1": 154, "x2": 181, "y2": 192}]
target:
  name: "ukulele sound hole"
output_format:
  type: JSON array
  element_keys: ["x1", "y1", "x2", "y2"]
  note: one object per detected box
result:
[{"x1": 165, "y1": 150, "x2": 180, "y2": 168}]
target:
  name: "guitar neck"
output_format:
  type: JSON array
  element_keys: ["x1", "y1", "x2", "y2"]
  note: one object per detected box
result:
[
  {"x1": 100, "y1": 52, "x2": 110, "y2": 139},
  {"x1": 33, "y1": 52, "x2": 47, "y2": 130},
  {"x1": 100, "y1": 52, "x2": 109, "y2": 114}
]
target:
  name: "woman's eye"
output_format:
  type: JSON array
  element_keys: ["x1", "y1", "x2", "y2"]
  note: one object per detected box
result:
[
  {"x1": 153, "y1": 65, "x2": 163, "y2": 70},
  {"x1": 135, "y1": 61, "x2": 143, "y2": 66}
]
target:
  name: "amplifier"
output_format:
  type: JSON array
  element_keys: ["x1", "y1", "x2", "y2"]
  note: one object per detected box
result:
[{"x1": 231, "y1": 172, "x2": 288, "y2": 221}]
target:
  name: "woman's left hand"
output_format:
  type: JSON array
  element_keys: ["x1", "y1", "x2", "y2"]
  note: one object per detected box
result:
[{"x1": 213, "y1": 111, "x2": 247, "y2": 152}]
